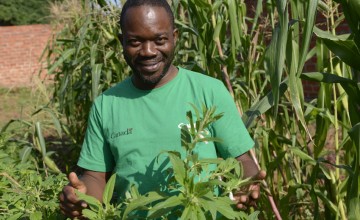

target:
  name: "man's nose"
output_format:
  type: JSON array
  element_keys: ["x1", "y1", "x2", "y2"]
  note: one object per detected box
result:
[{"x1": 139, "y1": 41, "x2": 156, "y2": 57}]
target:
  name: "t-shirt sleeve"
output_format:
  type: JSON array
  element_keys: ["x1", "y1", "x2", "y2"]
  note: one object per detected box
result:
[
  {"x1": 77, "y1": 100, "x2": 115, "y2": 172},
  {"x1": 211, "y1": 81, "x2": 254, "y2": 159}
]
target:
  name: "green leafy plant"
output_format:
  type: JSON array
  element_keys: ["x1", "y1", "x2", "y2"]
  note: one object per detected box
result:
[
  {"x1": 0, "y1": 132, "x2": 67, "y2": 220},
  {"x1": 76, "y1": 104, "x2": 260, "y2": 219}
]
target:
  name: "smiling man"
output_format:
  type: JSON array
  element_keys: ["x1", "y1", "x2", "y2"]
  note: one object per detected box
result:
[{"x1": 59, "y1": 0, "x2": 265, "y2": 218}]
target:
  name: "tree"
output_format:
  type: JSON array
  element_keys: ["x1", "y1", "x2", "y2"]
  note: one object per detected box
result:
[{"x1": 0, "y1": 0, "x2": 60, "y2": 26}]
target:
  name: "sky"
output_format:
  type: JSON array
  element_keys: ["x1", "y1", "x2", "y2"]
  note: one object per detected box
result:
[{"x1": 106, "y1": 0, "x2": 121, "y2": 7}]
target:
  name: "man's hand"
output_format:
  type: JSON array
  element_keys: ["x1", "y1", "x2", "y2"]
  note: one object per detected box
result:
[
  {"x1": 59, "y1": 172, "x2": 88, "y2": 219},
  {"x1": 233, "y1": 170, "x2": 266, "y2": 210}
]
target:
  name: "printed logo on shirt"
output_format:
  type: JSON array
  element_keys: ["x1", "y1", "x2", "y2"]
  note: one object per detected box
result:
[{"x1": 110, "y1": 128, "x2": 133, "y2": 139}]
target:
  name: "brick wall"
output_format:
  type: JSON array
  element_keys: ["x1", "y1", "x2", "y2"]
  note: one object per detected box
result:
[{"x1": 0, "y1": 24, "x2": 52, "y2": 87}]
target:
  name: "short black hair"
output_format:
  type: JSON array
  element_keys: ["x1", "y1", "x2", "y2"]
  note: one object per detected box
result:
[{"x1": 120, "y1": 0, "x2": 175, "y2": 30}]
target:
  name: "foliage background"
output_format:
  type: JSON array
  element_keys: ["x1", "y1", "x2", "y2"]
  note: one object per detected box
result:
[{"x1": 0, "y1": 0, "x2": 62, "y2": 26}]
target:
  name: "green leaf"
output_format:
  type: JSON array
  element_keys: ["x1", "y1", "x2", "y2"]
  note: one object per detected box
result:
[
  {"x1": 82, "y1": 209, "x2": 99, "y2": 219},
  {"x1": 248, "y1": 210, "x2": 261, "y2": 220},
  {"x1": 19, "y1": 146, "x2": 32, "y2": 163},
  {"x1": 323, "y1": 39, "x2": 360, "y2": 71},
  {"x1": 300, "y1": 73, "x2": 360, "y2": 120},
  {"x1": 301, "y1": 72, "x2": 353, "y2": 84},
  {"x1": 243, "y1": 82, "x2": 288, "y2": 128},
  {"x1": 348, "y1": 198, "x2": 360, "y2": 220},
  {"x1": 47, "y1": 48, "x2": 75, "y2": 74},
  {"x1": 313, "y1": 27, "x2": 350, "y2": 41},
  {"x1": 43, "y1": 156, "x2": 61, "y2": 173},
  {"x1": 35, "y1": 122, "x2": 46, "y2": 159},
  {"x1": 198, "y1": 158, "x2": 223, "y2": 165},
  {"x1": 264, "y1": 0, "x2": 289, "y2": 117},
  {"x1": 289, "y1": 147, "x2": 316, "y2": 165},
  {"x1": 314, "y1": 189, "x2": 339, "y2": 215},
  {"x1": 7, "y1": 213, "x2": 23, "y2": 220},
  {"x1": 90, "y1": 44, "x2": 98, "y2": 67},
  {"x1": 29, "y1": 211, "x2": 42, "y2": 220},
  {"x1": 91, "y1": 64, "x2": 103, "y2": 101},
  {"x1": 75, "y1": 190, "x2": 102, "y2": 212},
  {"x1": 96, "y1": 0, "x2": 108, "y2": 8},
  {"x1": 122, "y1": 191, "x2": 165, "y2": 219},
  {"x1": 147, "y1": 195, "x2": 182, "y2": 218},
  {"x1": 314, "y1": 27, "x2": 360, "y2": 70},
  {"x1": 38, "y1": 107, "x2": 63, "y2": 138},
  {"x1": 213, "y1": 15, "x2": 223, "y2": 42},
  {"x1": 103, "y1": 173, "x2": 116, "y2": 206},
  {"x1": 296, "y1": 0, "x2": 319, "y2": 76},
  {"x1": 211, "y1": 197, "x2": 238, "y2": 219},
  {"x1": 287, "y1": 31, "x2": 309, "y2": 143},
  {"x1": 226, "y1": 0, "x2": 241, "y2": 47},
  {"x1": 167, "y1": 151, "x2": 186, "y2": 186},
  {"x1": 348, "y1": 123, "x2": 360, "y2": 202}
]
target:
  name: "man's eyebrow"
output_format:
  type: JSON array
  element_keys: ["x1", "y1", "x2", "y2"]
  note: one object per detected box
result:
[
  {"x1": 125, "y1": 32, "x2": 169, "y2": 38},
  {"x1": 154, "y1": 32, "x2": 169, "y2": 37}
]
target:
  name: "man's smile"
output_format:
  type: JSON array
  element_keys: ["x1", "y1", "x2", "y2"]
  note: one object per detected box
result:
[{"x1": 137, "y1": 61, "x2": 161, "y2": 73}]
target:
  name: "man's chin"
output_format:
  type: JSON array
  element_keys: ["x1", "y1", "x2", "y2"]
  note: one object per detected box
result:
[
  {"x1": 144, "y1": 77, "x2": 164, "y2": 85},
  {"x1": 137, "y1": 73, "x2": 164, "y2": 85}
]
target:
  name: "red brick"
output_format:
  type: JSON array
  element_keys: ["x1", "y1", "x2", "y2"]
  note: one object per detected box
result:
[{"x1": 0, "y1": 24, "x2": 52, "y2": 87}]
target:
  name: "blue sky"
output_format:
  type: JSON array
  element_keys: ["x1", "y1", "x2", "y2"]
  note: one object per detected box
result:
[{"x1": 106, "y1": 0, "x2": 121, "y2": 6}]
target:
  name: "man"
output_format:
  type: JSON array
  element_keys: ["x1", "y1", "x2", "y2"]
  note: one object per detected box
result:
[{"x1": 59, "y1": 0, "x2": 266, "y2": 218}]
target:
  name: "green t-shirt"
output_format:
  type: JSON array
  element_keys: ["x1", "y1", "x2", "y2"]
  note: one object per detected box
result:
[{"x1": 77, "y1": 67, "x2": 254, "y2": 197}]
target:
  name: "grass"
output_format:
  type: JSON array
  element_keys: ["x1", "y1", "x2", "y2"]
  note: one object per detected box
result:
[
  {"x1": 0, "y1": 87, "x2": 34, "y2": 128},
  {"x1": 0, "y1": 86, "x2": 52, "y2": 130}
]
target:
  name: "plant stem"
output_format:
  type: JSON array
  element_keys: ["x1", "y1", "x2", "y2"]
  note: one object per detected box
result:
[{"x1": 0, "y1": 172, "x2": 22, "y2": 188}]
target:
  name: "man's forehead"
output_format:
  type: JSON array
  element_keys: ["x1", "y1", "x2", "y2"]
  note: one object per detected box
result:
[
  {"x1": 124, "y1": 5, "x2": 167, "y2": 19},
  {"x1": 122, "y1": 6, "x2": 172, "y2": 30}
]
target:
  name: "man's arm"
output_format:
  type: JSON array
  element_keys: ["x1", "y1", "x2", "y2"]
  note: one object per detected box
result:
[
  {"x1": 79, "y1": 170, "x2": 112, "y2": 201},
  {"x1": 59, "y1": 170, "x2": 112, "y2": 218},
  {"x1": 234, "y1": 152, "x2": 266, "y2": 210},
  {"x1": 236, "y1": 152, "x2": 259, "y2": 178}
]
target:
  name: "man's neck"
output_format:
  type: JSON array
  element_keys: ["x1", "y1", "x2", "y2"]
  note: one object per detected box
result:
[{"x1": 132, "y1": 65, "x2": 178, "y2": 90}]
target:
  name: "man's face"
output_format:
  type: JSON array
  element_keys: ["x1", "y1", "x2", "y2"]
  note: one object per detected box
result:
[{"x1": 120, "y1": 6, "x2": 178, "y2": 86}]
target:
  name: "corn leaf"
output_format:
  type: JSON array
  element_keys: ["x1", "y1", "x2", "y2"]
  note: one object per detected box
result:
[
  {"x1": 35, "y1": 122, "x2": 46, "y2": 159},
  {"x1": 91, "y1": 64, "x2": 103, "y2": 101},
  {"x1": 289, "y1": 147, "x2": 316, "y2": 165},
  {"x1": 348, "y1": 198, "x2": 360, "y2": 220},
  {"x1": 243, "y1": 82, "x2": 288, "y2": 128},
  {"x1": 47, "y1": 48, "x2": 75, "y2": 74}
]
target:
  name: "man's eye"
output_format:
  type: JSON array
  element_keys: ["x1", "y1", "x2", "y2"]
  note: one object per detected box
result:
[
  {"x1": 155, "y1": 38, "x2": 167, "y2": 45},
  {"x1": 128, "y1": 39, "x2": 140, "y2": 46}
]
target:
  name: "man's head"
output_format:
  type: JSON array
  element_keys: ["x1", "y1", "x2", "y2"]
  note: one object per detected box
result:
[
  {"x1": 120, "y1": 0, "x2": 175, "y2": 31},
  {"x1": 119, "y1": 0, "x2": 178, "y2": 89}
]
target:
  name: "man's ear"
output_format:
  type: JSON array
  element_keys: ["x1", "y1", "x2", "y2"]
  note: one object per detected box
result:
[{"x1": 173, "y1": 28, "x2": 179, "y2": 43}]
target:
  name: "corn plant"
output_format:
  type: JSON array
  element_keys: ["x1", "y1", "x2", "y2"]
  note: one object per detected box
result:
[
  {"x1": 45, "y1": 0, "x2": 128, "y2": 146},
  {"x1": 301, "y1": 0, "x2": 360, "y2": 218}
]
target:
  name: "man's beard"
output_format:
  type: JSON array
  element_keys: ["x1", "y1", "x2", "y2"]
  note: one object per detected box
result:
[
  {"x1": 133, "y1": 64, "x2": 169, "y2": 85},
  {"x1": 125, "y1": 52, "x2": 175, "y2": 86}
]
